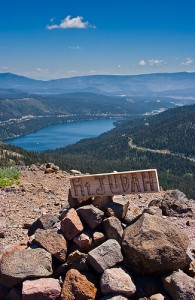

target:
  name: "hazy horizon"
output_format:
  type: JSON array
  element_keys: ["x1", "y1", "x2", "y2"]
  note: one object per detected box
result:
[{"x1": 0, "y1": 0, "x2": 195, "y2": 80}]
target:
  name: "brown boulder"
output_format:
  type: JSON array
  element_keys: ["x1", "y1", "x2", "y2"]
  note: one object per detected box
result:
[
  {"x1": 60, "y1": 269, "x2": 97, "y2": 300},
  {"x1": 163, "y1": 269, "x2": 195, "y2": 300},
  {"x1": 61, "y1": 208, "x2": 83, "y2": 240},
  {"x1": 35, "y1": 228, "x2": 67, "y2": 262},
  {"x1": 107, "y1": 196, "x2": 129, "y2": 219},
  {"x1": 77, "y1": 205, "x2": 104, "y2": 229},
  {"x1": 122, "y1": 213, "x2": 189, "y2": 274}
]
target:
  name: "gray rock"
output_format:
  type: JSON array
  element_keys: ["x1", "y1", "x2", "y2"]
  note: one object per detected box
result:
[
  {"x1": 77, "y1": 204, "x2": 104, "y2": 229},
  {"x1": 143, "y1": 206, "x2": 162, "y2": 216},
  {"x1": 100, "y1": 267, "x2": 136, "y2": 296},
  {"x1": 88, "y1": 239, "x2": 123, "y2": 273},
  {"x1": 149, "y1": 191, "x2": 193, "y2": 217},
  {"x1": 171, "y1": 189, "x2": 188, "y2": 201},
  {"x1": 123, "y1": 210, "x2": 138, "y2": 225},
  {"x1": 163, "y1": 269, "x2": 195, "y2": 300},
  {"x1": 122, "y1": 213, "x2": 189, "y2": 274},
  {"x1": 107, "y1": 196, "x2": 129, "y2": 219},
  {"x1": 70, "y1": 169, "x2": 82, "y2": 175},
  {"x1": 28, "y1": 214, "x2": 59, "y2": 236},
  {"x1": 0, "y1": 248, "x2": 52, "y2": 288},
  {"x1": 103, "y1": 217, "x2": 123, "y2": 244}
]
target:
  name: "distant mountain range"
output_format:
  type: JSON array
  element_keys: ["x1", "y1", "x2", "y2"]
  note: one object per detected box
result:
[{"x1": 1, "y1": 72, "x2": 195, "y2": 96}]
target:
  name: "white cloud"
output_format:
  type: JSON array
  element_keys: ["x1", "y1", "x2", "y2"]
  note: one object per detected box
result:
[
  {"x1": 148, "y1": 59, "x2": 165, "y2": 66},
  {"x1": 180, "y1": 57, "x2": 193, "y2": 66},
  {"x1": 138, "y1": 59, "x2": 146, "y2": 66},
  {"x1": 47, "y1": 15, "x2": 96, "y2": 30},
  {"x1": 117, "y1": 65, "x2": 122, "y2": 68},
  {"x1": 68, "y1": 46, "x2": 81, "y2": 50}
]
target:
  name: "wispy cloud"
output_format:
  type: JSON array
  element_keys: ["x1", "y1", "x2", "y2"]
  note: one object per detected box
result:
[
  {"x1": 148, "y1": 59, "x2": 165, "y2": 66},
  {"x1": 138, "y1": 59, "x2": 146, "y2": 66},
  {"x1": 47, "y1": 15, "x2": 96, "y2": 30},
  {"x1": 138, "y1": 59, "x2": 166, "y2": 66},
  {"x1": 68, "y1": 46, "x2": 81, "y2": 50},
  {"x1": 180, "y1": 57, "x2": 193, "y2": 66}
]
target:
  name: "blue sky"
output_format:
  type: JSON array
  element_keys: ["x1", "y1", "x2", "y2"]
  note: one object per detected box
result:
[{"x1": 0, "y1": 0, "x2": 195, "y2": 79}]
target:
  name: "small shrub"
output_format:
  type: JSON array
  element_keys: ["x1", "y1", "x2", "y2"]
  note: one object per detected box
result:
[{"x1": 0, "y1": 167, "x2": 21, "y2": 186}]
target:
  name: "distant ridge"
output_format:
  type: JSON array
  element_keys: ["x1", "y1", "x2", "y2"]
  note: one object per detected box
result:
[{"x1": 1, "y1": 72, "x2": 195, "y2": 95}]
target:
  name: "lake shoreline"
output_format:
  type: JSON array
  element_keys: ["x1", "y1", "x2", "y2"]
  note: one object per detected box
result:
[{"x1": 4, "y1": 117, "x2": 124, "y2": 152}]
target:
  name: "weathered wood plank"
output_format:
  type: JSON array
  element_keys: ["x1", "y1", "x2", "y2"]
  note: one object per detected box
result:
[{"x1": 70, "y1": 169, "x2": 160, "y2": 198}]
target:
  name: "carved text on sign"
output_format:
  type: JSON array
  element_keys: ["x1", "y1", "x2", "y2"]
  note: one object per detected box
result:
[{"x1": 70, "y1": 169, "x2": 159, "y2": 198}]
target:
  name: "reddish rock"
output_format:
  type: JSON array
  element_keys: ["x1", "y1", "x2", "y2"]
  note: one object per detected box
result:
[
  {"x1": 35, "y1": 228, "x2": 67, "y2": 262},
  {"x1": 22, "y1": 278, "x2": 61, "y2": 300},
  {"x1": 45, "y1": 168, "x2": 55, "y2": 174},
  {"x1": 61, "y1": 208, "x2": 83, "y2": 240},
  {"x1": 60, "y1": 269, "x2": 97, "y2": 300}
]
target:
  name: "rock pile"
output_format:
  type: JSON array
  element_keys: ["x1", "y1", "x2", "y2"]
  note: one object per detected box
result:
[{"x1": 0, "y1": 189, "x2": 194, "y2": 300}]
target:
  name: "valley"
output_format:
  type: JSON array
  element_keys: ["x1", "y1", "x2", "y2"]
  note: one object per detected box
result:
[{"x1": 0, "y1": 72, "x2": 194, "y2": 198}]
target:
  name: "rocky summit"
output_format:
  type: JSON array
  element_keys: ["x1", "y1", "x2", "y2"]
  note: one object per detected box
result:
[{"x1": 0, "y1": 164, "x2": 195, "y2": 299}]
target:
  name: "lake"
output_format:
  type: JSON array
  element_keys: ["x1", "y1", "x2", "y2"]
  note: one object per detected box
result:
[{"x1": 5, "y1": 118, "x2": 120, "y2": 152}]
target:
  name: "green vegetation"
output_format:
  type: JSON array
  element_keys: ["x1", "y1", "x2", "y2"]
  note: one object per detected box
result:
[
  {"x1": 0, "y1": 105, "x2": 194, "y2": 198},
  {"x1": 0, "y1": 90, "x2": 174, "y2": 139},
  {"x1": 0, "y1": 166, "x2": 21, "y2": 186},
  {"x1": 48, "y1": 104, "x2": 195, "y2": 198}
]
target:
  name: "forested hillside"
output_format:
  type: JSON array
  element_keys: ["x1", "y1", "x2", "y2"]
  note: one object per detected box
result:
[
  {"x1": 0, "y1": 90, "x2": 173, "y2": 139},
  {"x1": 1, "y1": 105, "x2": 195, "y2": 198},
  {"x1": 47, "y1": 105, "x2": 195, "y2": 198}
]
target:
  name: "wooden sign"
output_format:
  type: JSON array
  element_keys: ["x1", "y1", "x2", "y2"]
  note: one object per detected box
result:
[{"x1": 70, "y1": 169, "x2": 160, "y2": 198}]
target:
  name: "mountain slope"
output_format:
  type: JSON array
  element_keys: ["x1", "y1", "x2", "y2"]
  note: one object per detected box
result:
[
  {"x1": 1, "y1": 72, "x2": 195, "y2": 95},
  {"x1": 48, "y1": 105, "x2": 195, "y2": 198}
]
